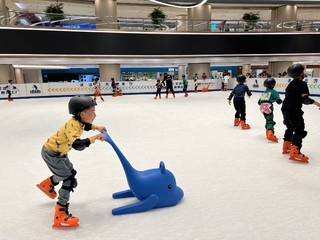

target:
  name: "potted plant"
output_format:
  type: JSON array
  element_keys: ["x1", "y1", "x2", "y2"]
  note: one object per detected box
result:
[
  {"x1": 148, "y1": 7, "x2": 166, "y2": 29},
  {"x1": 44, "y1": 1, "x2": 65, "y2": 26},
  {"x1": 242, "y1": 12, "x2": 260, "y2": 31}
]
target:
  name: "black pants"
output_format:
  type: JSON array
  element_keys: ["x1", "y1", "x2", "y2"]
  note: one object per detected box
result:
[
  {"x1": 282, "y1": 110, "x2": 307, "y2": 149},
  {"x1": 233, "y1": 98, "x2": 246, "y2": 121},
  {"x1": 7, "y1": 90, "x2": 11, "y2": 100},
  {"x1": 155, "y1": 88, "x2": 161, "y2": 97},
  {"x1": 166, "y1": 84, "x2": 175, "y2": 95}
]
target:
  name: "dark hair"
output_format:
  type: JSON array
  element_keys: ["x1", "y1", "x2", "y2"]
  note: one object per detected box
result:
[
  {"x1": 264, "y1": 78, "x2": 276, "y2": 89},
  {"x1": 287, "y1": 63, "x2": 305, "y2": 78},
  {"x1": 236, "y1": 74, "x2": 246, "y2": 83}
]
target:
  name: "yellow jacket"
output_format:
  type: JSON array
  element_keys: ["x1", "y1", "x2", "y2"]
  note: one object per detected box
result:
[{"x1": 44, "y1": 117, "x2": 97, "y2": 155}]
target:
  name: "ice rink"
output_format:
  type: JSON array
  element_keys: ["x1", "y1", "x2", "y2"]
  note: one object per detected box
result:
[{"x1": 1, "y1": 90, "x2": 320, "y2": 240}]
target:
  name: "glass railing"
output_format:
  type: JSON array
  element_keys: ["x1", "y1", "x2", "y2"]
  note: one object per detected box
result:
[{"x1": 1, "y1": 10, "x2": 320, "y2": 32}]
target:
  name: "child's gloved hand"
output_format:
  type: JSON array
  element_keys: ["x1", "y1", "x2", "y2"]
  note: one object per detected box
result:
[
  {"x1": 95, "y1": 133, "x2": 106, "y2": 141},
  {"x1": 96, "y1": 125, "x2": 106, "y2": 132}
]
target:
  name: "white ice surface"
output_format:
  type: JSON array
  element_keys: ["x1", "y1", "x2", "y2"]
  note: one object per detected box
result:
[{"x1": 1, "y1": 91, "x2": 320, "y2": 240}]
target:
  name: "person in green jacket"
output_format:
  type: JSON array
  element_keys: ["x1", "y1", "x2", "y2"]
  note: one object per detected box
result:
[
  {"x1": 258, "y1": 78, "x2": 282, "y2": 142},
  {"x1": 182, "y1": 74, "x2": 188, "y2": 97}
]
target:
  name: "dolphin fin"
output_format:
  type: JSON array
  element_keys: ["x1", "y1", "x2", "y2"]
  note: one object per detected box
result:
[
  {"x1": 112, "y1": 194, "x2": 159, "y2": 215},
  {"x1": 113, "y1": 189, "x2": 135, "y2": 199}
]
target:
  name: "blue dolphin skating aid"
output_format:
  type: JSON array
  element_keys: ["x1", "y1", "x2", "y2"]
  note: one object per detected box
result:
[{"x1": 102, "y1": 130, "x2": 184, "y2": 215}]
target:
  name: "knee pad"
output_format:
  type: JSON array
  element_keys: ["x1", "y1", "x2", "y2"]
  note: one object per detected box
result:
[{"x1": 62, "y1": 169, "x2": 77, "y2": 192}]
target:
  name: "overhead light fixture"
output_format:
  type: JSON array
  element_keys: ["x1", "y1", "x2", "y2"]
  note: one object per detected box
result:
[
  {"x1": 149, "y1": 0, "x2": 207, "y2": 9},
  {"x1": 13, "y1": 65, "x2": 70, "y2": 69}
]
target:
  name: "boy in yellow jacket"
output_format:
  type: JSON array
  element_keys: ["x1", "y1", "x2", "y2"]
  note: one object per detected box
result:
[{"x1": 37, "y1": 95, "x2": 106, "y2": 228}]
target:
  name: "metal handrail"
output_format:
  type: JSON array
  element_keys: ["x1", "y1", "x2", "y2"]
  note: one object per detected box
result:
[{"x1": 1, "y1": 11, "x2": 320, "y2": 32}]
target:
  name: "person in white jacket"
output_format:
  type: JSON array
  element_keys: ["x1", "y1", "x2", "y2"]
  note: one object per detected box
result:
[{"x1": 5, "y1": 79, "x2": 14, "y2": 101}]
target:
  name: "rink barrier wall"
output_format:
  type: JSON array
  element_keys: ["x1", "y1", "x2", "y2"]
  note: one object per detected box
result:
[
  {"x1": 0, "y1": 80, "x2": 216, "y2": 99},
  {"x1": 1, "y1": 78, "x2": 320, "y2": 100}
]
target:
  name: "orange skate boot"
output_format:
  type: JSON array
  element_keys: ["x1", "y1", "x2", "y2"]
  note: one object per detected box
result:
[
  {"x1": 267, "y1": 130, "x2": 278, "y2": 142},
  {"x1": 240, "y1": 120, "x2": 250, "y2": 130},
  {"x1": 52, "y1": 203, "x2": 79, "y2": 228},
  {"x1": 289, "y1": 145, "x2": 309, "y2": 163},
  {"x1": 282, "y1": 141, "x2": 291, "y2": 154},
  {"x1": 234, "y1": 118, "x2": 240, "y2": 126},
  {"x1": 36, "y1": 177, "x2": 57, "y2": 199}
]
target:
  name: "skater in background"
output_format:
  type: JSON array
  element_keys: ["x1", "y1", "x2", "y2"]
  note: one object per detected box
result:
[
  {"x1": 182, "y1": 74, "x2": 189, "y2": 97},
  {"x1": 193, "y1": 73, "x2": 199, "y2": 93},
  {"x1": 111, "y1": 78, "x2": 116, "y2": 97},
  {"x1": 281, "y1": 63, "x2": 320, "y2": 163},
  {"x1": 222, "y1": 71, "x2": 230, "y2": 91},
  {"x1": 37, "y1": 95, "x2": 106, "y2": 228},
  {"x1": 5, "y1": 79, "x2": 14, "y2": 101},
  {"x1": 115, "y1": 82, "x2": 123, "y2": 96},
  {"x1": 154, "y1": 79, "x2": 162, "y2": 99},
  {"x1": 227, "y1": 74, "x2": 252, "y2": 129},
  {"x1": 258, "y1": 78, "x2": 282, "y2": 142},
  {"x1": 93, "y1": 77, "x2": 104, "y2": 102},
  {"x1": 202, "y1": 72, "x2": 207, "y2": 80},
  {"x1": 162, "y1": 73, "x2": 175, "y2": 98}
]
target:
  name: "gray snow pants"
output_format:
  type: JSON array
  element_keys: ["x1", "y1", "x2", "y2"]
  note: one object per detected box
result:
[{"x1": 41, "y1": 146, "x2": 78, "y2": 205}]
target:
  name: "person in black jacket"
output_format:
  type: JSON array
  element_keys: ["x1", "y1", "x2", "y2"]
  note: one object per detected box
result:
[
  {"x1": 227, "y1": 74, "x2": 252, "y2": 129},
  {"x1": 162, "y1": 73, "x2": 175, "y2": 99},
  {"x1": 281, "y1": 63, "x2": 320, "y2": 163}
]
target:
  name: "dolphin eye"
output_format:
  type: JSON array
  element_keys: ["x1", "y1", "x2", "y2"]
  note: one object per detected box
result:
[{"x1": 168, "y1": 184, "x2": 172, "y2": 189}]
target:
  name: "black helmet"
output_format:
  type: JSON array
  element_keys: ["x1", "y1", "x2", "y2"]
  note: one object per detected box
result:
[
  {"x1": 237, "y1": 74, "x2": 246, "y2": 83},
  {"x1": 264, "y1": 78, "x2": 276, "y2": 89},
  {"x1": 68, "y1": 95, "x2": 97, "y2": 115},
  {"x1": 287, "y1": 63, "x2": 305, "y2": 78}
]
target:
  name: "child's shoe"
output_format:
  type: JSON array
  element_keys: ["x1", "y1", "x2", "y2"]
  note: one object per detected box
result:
[
  {"x1": 37, "y1": 177, "x2": 57, "y2": 199},
  {"x1": 282, "y1": 141, "x2": 291, "y2": 154},
  {"x1": 154, "y1": 96, "x2": 157, "y2": 99},
  {"x1": 240, "y1": 120, "x2": 250, "y2": 130},
  {"x1": 234, "y1": 118, "x2": 240, "y2": 126},
  {"x1": 266, "y1": 130, "x2": 278, "y2": 142},
  {"x1": 52, "y1": 203, "x2": 79, "y2": 228},
  {"x1": 289, "y1": 145, "x2": 309, "y2": 163},
  {"x1": 166, "y1": 94, "x2": 168, "y2": 99}
]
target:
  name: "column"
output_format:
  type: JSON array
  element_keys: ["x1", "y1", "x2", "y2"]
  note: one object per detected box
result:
[
  {"x1": 14, "y1": 68, "x2": 24, "y2": 84},
  {"x1": 187, "y1": 63, "x2": 210, "y2": 80},
  {"x1": 176, "y1": 14, "x2": 188, "y2": 32},
  {"x1": 23, "y1": 69, "x2": 43, "y2": 83},
  {"x1": 95, "y1": 0, "x2": 118, "y2": 30},
  {"x1": 312, "y1": 68, "x2": 320, "y2": 77},
  {"x1": 178, "y1": 65, "x2": 186, "y2": 80},
  {"x1": 0, "y1": 0, "x2": 8, "y2": 26},
  {"x1": 187, "y1": 4, "x2": 211, "y2": 32},
  {"x1": 268, "y1": 61, "x2": 293, "y2": 77},
  {"x1": 242, "y1": 64, "x2": 251, "y2": 76},
  {"x1": 99, "y1": 64, "x2": 120, "y2": 82},
  {"x1": 271, "y1": 5, "x2": 297, "y2": 32},
  {"x1": 0, "y1": 64, "x2": 14, "y2": 84}
]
